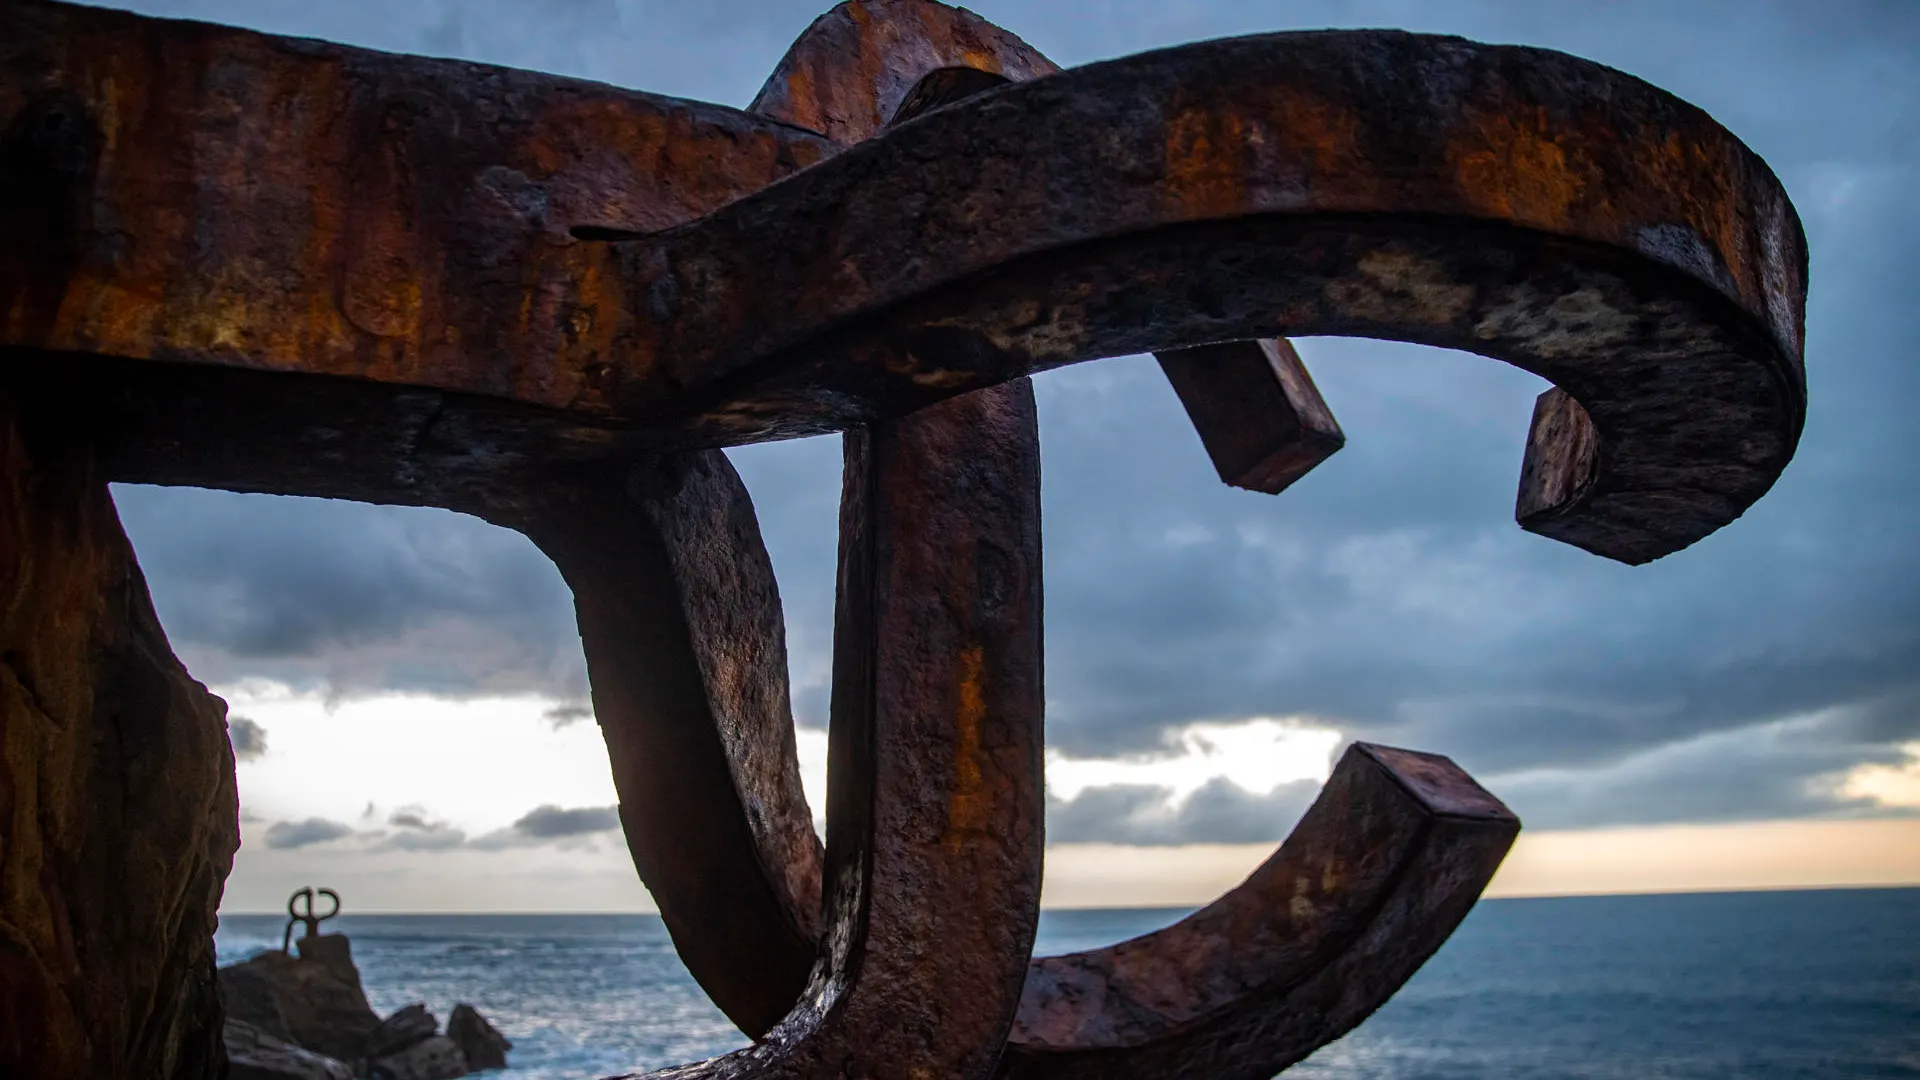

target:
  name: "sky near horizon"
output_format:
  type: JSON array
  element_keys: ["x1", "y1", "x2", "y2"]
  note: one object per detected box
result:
[{"x1": 91, "y1": 0, "x2": 1920, "y2": 912}]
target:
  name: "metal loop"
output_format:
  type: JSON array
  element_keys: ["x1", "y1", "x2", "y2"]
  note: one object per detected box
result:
[{"x1": 281, "y1": 886, "x2": 341, "y2": 953}]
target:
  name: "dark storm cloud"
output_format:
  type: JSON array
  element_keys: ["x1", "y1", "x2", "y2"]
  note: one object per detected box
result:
[
  {"x1": 112, "y1": 487, "x2": 586, "y2": 701},
  {"x1": 381, "y1": 828, "x2": 470, "y2": 852},
  {"x1": 511, "y1": 805, "x2": 622, "y2": 839},
  {"x1": 227, "y1": 716, "x2": 267, "y2": 762},
  {"x1": 264, "y1": 818, "x2": 356, "y2": 850},
  {"x1": 466, "y1": 805, "x2": 620, "y2": 850},
  {"x1": 378, "y1": 809, "x2": 469, "y2": 852},
  {"x1": 543, "y1": 704, "x2": 595, "y2": 730},
  {"x1": 275, "y1": 806, "x2": 619, "y2": 853},
  {"x1": 99, "y1": 0, "x2": 1920, "y2": 839},
  {"x1": 1049, "y1": 779, "x2": 1322, "y2": 847},
  {"x1": 1485, "y1": 696, "x2": 1920, "y2": 831}
]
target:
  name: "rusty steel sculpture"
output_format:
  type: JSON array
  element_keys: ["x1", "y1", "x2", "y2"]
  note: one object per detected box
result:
[
  {"x1": 0, "y1": 0, "x2": 1806, "y2": 1077},
  {"x1": 280, "y1": 886, "x2": 341, "y2": 955}
]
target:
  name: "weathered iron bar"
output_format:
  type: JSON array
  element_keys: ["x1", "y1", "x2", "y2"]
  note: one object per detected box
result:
[
  {"x1": 0, "y1": 1, "x2": 1809, "y2": 1077},
  {"x1": 490, "y1": 453, "x2": 823, "y2": 1040},
  {"x1": 1, "y1": 0, "x2": 1804, "y2": 564},
  {"x1": 1002, "y1": 744, "x2": 1518, "y2": 1080},
  {"x1": 631, "y1": 378, "x2": 1046, "y2": 1080}
]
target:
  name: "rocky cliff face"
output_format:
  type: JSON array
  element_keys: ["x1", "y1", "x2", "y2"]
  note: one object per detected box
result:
[
  {"x1": 219, "y1": 933, "x2": 511, "y2": 1080},
  {"x1": 0, "y1": 387, "x2": 241, "y2": 1079},
  {"x1": 220, "y1": 935, "x2": 384, "y2": 1062}
]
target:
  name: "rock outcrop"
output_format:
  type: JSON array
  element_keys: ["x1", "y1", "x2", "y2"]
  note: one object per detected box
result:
[
  {"x1": 447, "y1": 1004, "x2": 513, "y2": 1071},
  {"x1": 365, "y1": 1003, "x2": 440, "y2": 1059},
  {"x1": 220, "y1": 931, "x2": 509, "y2": 1078},
  {"x1": 223, "y1": 1019, "x2": 355, "y2": 1080},
  {"x1": 220, "y1": 934, "x2": 385, "y2": 1061},
  {"x1": 368, "y1": 1034, "x2": 469, "y2": 1080},
  {"x1": 0, "y1": 389, "x2": 242, "y2": 1077}
]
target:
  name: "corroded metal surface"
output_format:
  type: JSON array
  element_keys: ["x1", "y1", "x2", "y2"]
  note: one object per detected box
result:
[
  {"x1": 1, "y1": 2, "x2": 1805, "y2": 563},
  {"x1": 1002, "y1": 744, "x2": 1517, "y2": 1079},
  {"x1": 609, "y1": 31, "x2": 1805, "y2": 564},
  {"x1": 636, "y1": 379, "x2": 1046, "y2": 1080},
  {"x1": 604, "y1": 11, "x2": 1361, "y2": 1061},
  {"x1": 0, "y1": 0, "x2": 830, "y2": 401},
  {"x1": 1158, "y1": 338, "x2": 1346, "y2": 495},
  {"x1": 747, "y1": 0, "x2": 1059, "y2": 138},
  {"x1": 492, "y1": 453, "x2": 821, "y2": 1039},
  {"x1": 0, "y1": 0, "x2": 1812, "y2": 1076}
]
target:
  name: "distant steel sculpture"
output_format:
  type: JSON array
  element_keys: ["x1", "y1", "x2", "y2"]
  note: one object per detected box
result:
[
  {"x1": 0, "y1": 0, "x2": 1806, "y2": 1076},
  {"x1": 281, "y1": 886, "x2": 341, "y2": 954}
]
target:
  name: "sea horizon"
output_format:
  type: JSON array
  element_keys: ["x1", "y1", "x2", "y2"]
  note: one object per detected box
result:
[
  {"x1": 216, "y1": 880, "x2": 1920, "y2": 917},
  {"x1": 217, "y1": 886, "x2": 1920, "y2": 1079}
]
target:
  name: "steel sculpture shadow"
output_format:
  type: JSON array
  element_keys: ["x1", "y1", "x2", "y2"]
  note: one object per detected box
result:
[{"x1": 0, "y1": 1, "x2": 1806, "y2": 1077}]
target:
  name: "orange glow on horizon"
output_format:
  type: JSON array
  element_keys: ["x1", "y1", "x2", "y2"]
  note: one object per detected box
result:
[{"x1": 1036, "y1": 818, "x2": 1920, "y2": 910}]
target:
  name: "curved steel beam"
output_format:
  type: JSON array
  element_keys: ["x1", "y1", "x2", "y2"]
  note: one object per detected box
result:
[
  {"x1": 3, "y1": 5, "x2": 1805, "y2": 567},
  {"x1": 747, "y1": 0, "x2": 1058, "y2": 140},
  {"x1": 583, "y1": 6, "x2": 1064, "y2": 1042},
  {"x1": 0, "y1": 0, "x2": 833, "y2": 404},
  {"x1": 0, "y1": 4, "x2": 1804, "y2": 1077},
  {"x1": 597, "y1": 21, "x2": 1488, "y2": 1079},
  {"x1": 538, "y1": 6, "x2": 1065, "y2": 1039},
  {"x1": 754, "y1": 4, "x2": 1348, "y2": 498},
  {"x1": 1002, "y1": 743, "x2": 1518, "y2": 1080},
  {"x1": 613, "y1": 31, "x2": 1805, "y2": 564},
  {"x1": 530, "y1": 8, "x2": 1072, "y2": 1042},
  {"x1": 629, "y1": 379, "x2": 1046, "y2": 1080},
  {"x1": 607, "y1": 6, "x2": 1359, "y2": 1056},
  {"x1": 486, "y1": 455, "x2": 821, "y2": 1040}
]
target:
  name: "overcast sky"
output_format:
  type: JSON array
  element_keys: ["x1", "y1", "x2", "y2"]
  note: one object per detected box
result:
[{"x1": 96, "y1": 0, "x2": 1920, "y2": 911}]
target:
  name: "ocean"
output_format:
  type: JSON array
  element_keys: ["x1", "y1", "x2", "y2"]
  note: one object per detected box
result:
[{"x1": 215, "y1": 887, "x2": 1920, "y2": 1079}]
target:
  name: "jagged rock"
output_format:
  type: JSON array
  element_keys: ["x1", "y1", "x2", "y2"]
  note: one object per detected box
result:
[
  {"x1": 0, "y1": 389, "x2": 241, "y2": 1078},
  {"x1": 223, "y1": 1019, "x2": 354, "y2": 1080},
  {"x1": 366, "y1": 1003, "x2": 441, "y2": 1059},
  {"x1": 217, "y1": 934, "x2": 383, "y2": 1061},
  {"x1": 447, "y1": 1004, "x2": 512, "y2": 1071},
  {"x1": 218, "y1": 958, "x2": 297, "y2": 1043},
  {"x1": 368, "y1": 1034, "x2": 469, "y2": 1080}
]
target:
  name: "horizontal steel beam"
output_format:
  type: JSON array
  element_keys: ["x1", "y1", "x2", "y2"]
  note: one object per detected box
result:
[{"x1": 2, "y1": 0, "x2": 1805, "y2": 563}]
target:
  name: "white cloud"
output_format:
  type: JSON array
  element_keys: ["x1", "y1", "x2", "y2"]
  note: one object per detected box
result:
[
  {"x1": 222, "y1": 682, "x2": 620, "y2": 836},
  {"x1": 795, "y1": 725, "x2": 828, "y2": 835},
  {"x1": 263, "y1": 818, "x2": 355, "y2": 850},
  {"x1": 1840, "y1": 742, "x2": 1920, "y2": 809},
  {"x1": 1045, "y1": 716, "x2": 1340, "y2": 804}
]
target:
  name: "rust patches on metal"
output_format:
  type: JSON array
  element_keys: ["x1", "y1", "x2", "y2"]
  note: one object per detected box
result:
[
  {"x1": 1164, "y1": 105, "x2": 1249, "y2": 219},
  {"x1": 1448, "y1": 105, "x2": 1586, "y2": 234},
  {"x1": 1001, "y1": 744, "x2": 1518, "y2": 1079},
  {"x1": 947, "y1": 641, "x2": 992, "y2": 853},
  {"x1": 1261, "y1": 85, "x2": 1366, "y2": 197},
  {"x1": 747, "y1": 0, "x2": 1059, "y2": 144},
  {"x1": 1157, "y1": 339, "x2": 1345, "y2": 495},
  {"x1": 485, "y1": 452, "x2": 822, "y2": 1041},
  {"x1": 0, "y1": 1, "x2": 1813, "y2": 1077},
  {"x1": 618, "y1": 378, "x2": 1044, "y2": 1080},
  {"x1": 1516, "y1": 386, "x2": 1602, "y2": 535},
  {"x1": 2, "y1": 5, "x2": 1807, "y2": 569},
  {"x1": 0, "y1": 0, "x2": 836, "y2": 412}
]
